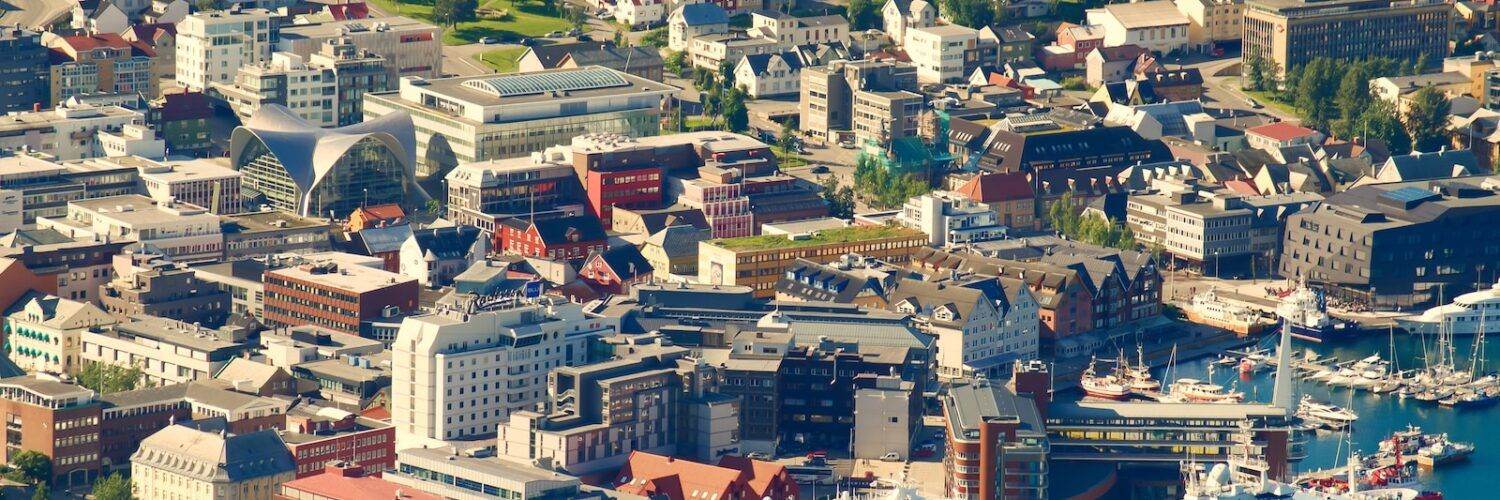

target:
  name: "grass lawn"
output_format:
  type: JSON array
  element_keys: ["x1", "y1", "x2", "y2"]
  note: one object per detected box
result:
[
  {"x1": 773, "y1": 148, "x2": 808, "y2": 168},
  {"x1": 475, "y1": 46, "x2": 528, "y2": 73},
  {"x1": 709, "y1": 225, "x2": 924, "y2": 251},
  {"x1": 684, "y1": 115, "x2": 720, "y2": 131},
  {"x1": 367, "y1": 0, "x2": 573, "y2": 45},
  {"x1": 1243, "y1": 88, "x2": 1301, "y2": 118}
]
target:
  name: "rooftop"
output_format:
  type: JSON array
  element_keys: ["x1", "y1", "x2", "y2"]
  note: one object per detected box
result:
[
  {"x1": 707, "y1": 225, "x2": 925, "y2": 252},
  {"x1": 138, "y1": 159, "x2": 241, "y2": 183},
  {"x1": 396, "y1": 66, "x2": 678, "y2": 108},
  {"x1": 1096, "y1": 1, "x2": 1190, "y2": 28},
  {"x1": 267, "y1": 260, "x2": 415, "y2": 294},
  {"x1": 276, "y1": 16, "x2": 436, "y2": 37}
]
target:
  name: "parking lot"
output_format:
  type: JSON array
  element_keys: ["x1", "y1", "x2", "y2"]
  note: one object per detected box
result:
[{"x1": 762, "y1": 418, "x2": 950, "y2": 499}]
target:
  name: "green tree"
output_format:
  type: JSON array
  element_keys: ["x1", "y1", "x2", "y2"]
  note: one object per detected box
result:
[
  {"x1": 641, "y1": 28, "x2": 668, "y2": 48},
  {"x1": 1333, "y1": 63, "x2": 1373, "y2": 136},
  {"x1": 425, "y1": 198, "x2": 445, "y2": 216},
  {"x1": 1404, "y1": 86, "x2": 1451, "y2": 152},
  {"x1": 940, "y1": 0, "x2": 994, "y2": 29},
  {"x1": 193, "y1": 0, "x2": 225, "y2": 11},
  {"x1": 29, "y1": 482, "x2": 46, "y2": 500},
  {"x1": 77, "y1": 363, "x2": 141, "y2": 394},
  {"x1": 91, "y1": 473, "x2": 131, "y2": 500},
  {"x1": 1243, "y1": 53, "x2": 1266, "y2": 91},
  {"x1": 722, "y1": 87, "x2": 748, "y2": 132},
  {"x1": 664, "y1": 50, "x2": 687, "y2": 76},
  {"x1": 11, "y1": 451, "x2": 49, "y2": 485},
  {"x1": 718, "y1": 59, "x2": 737, "y2": 89},
  {"x1": 1292, "y1": 58, "x2": 1341, "y2": 129},
  {"x1": 777, "y1": 120, "x2": 798, "y2": 153},
  {"x1": 432, "y1": 0, "x2": 478, "y2": 27},
  {"x1": 846, "y1": 0, "x2": 880, "y2": 30},
  {"x1": 1362, "y1": 99, "x2": 1412, "y2": 155},
  {"x1": 820, "y1": 176, "x2": 855, "y2": 218},
  {"x1": 1414, "y1": 53, "x2": 1432, "y2": 75}
]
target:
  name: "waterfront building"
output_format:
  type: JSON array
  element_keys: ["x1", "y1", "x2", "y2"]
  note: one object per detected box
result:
[{"x1": 942, "y1": 376, "x2": 1049, "y2": 500}]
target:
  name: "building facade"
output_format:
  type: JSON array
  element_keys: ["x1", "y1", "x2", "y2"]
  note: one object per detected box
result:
[{"x1": 1243, "y1": 0, "x2": 1451, "y2": 77}]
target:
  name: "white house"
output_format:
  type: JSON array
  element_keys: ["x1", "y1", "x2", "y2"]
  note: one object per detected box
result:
[
  {"x1": 1085, "y1": 1, "x2": 1190, "y2": 55},
  {"x1": 906, "y1": 24, "x2": 977, "y2": 84},
  {"x1": 615, "y1": 0, "x2": 667, "y2": 28},
  {"x1": 668, "y1": 3, "x2": 730, "y2": 52},
  {"x1": 734, "y1": 51, "x2": 803, "y2": 98},
  {"x1": 399, "y1": 225, "x2": 486, "y2": 288},
  {"x1": 882, "y1": 0, "x2": 937, "y2": 44},
  {"x1": 749, "y1": 11, "x2": 849, "y2": 47},
  {"x1": 889, "y1": 277, "x2": 1039, "y2": 380}
]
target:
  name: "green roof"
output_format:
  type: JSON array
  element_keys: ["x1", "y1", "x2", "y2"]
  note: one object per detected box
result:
[{"x1": 708, "y1": 225, "x2": 925, "y2": 251}]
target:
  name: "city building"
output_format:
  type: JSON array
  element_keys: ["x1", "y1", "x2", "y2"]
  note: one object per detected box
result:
[
  {"x1": 942, "y1": 376, "x2": 1049, "y2": 500},
  {"x1": 699, "y1": 225, "x2": 929, "y2": 298},
  {"x1": 734, "y1": 51, "x2": 804, "y2": 98},
  {"x1": 147, "y1": 89, "x2": 213, "y2": 155},
  {"x1": 131, "y1": 422, "x2": 295, "y2": 499},
  {"x1": 94, "y1": 123, "x2": 167, "y2": 160},
  {"x1": 1373, "y1": 149, "x2": 1483, "y2": 183},
  {"x1": 397, "y1": 225, "x2": 484, "y2": 287},
  {"x1": 1086, "y1": 1, "x2": 1193, "y2": 54},
  {"x1": 1280, "y1": 176, "x2": 1500, "y2": 308},
  {"x1": 279, "y1": 462, "x2": 442, "y2": 500},
  {"x1": 910, "y1": 248, "x2": 1100, "y2": 342},
  {"x1": 392, "y1": 297, "x2": 617, "y2": 448},
  {"x1": 0, "y1": 375, "x2": 102, "y2": 487},
  {"x1": 275, "y1": 16, "x2": 443, "y2": 80},
  {"x1": 174, "y1": 8, "x2": 275, "y2": 90},
  {"x1": 852, "y1": 90, "x2": 924, "y2": 146},
  {"x1": 0, "y1": 227, "x2": 132, "y2": 304},
  {"x1": 906, "y1": 24, "x2": 980, "y2": 84},
  {"x1": 191, "y1": 259, "x2": 268, "y2": 320},
  {"x1": 443, "y1": 153, "x2": 585, "y2": 232},
  {"x1": 517, "y1": 41, "x2": 665, "y2": 82},
  {"x1": 3, "y1": 292, "x2": 113, "y2": 375},
  {"x1": 1127, "y1": 188, "x2": 1319, "y2": 276},
  {"x1": 800, "y1": 59, "x2": 918, "y2": 141},
  {"x1": 1174, "y1": 0, "x2": 1245, "y2": 46},
  {"x1": 881, "y1": 0, "x2": 938, "y2": 45},
  {"x1": 892, "y1": 190, "x2": 1008, "y2": 246},
  {"x1": 1245, "y1": 122, "x2": 1323, "y2": 151},
  {"x1": 611, "y1": 452, "x2": 799, "y2": 500},
  {"x1": 385, "y1": 447, "x2": 583, "y2": 499},
  {"x1": 774, "y1": 254, "x2": 910, "y2": 307},
  {"x1": 122, "y1": 23, "x2": 178, "y2": 87},
  {"x1": 362, "y1": 67, "x2": 677, "y2": 178},
  {"x1": 46, "y1": 33, "x2": 159, "y2": 106},
  {"x1": 262, "y1": 257, "x2": 419, "y2": 337},
  {"x1": 615, "y1": 0, "x2": 668, "y2": 28},
  {"x1": 750, "y1": 11, "x2": 848, "y2": 46},
  {"x1": 495, "y1": 215, "x2": 610, "y2": 260},
  {"x1": 81, "y1": 315, "x2": 251, "y2": 385},
  {"x1": 889, "y1": 277, "x2": 1040, "y2": 379},
  {"x1": 852, "y1": 376, "x2": 917, "y2": 460},
  {"x1": 138, "y1": 159, "x2": 242, "y2": 215},
  {"x1": 98, "y1": 252, "x2": 232, "y2": 326},
  {"x1": 642, "y1": 224, "x2": 712, "y2": 280},
  {"x1": 230, "y1": 105, "x2": 421, "y2": 218},
  {"x1": 281, "y1": 404, "x2": 394, "y2": 478},
  {"x1": 38, "y1": 195, "x2": 224, "y2": 264},
  {"x1": 776, "y1": 341, "x2": 928, "y2": 448},
  {"x1": 954, "y1": 171, "x2": 1037, "y2": 229},
  {"x1": 0, "y1": 104, "x2": 147, "y2": 161},
  {"x1": 0, "y1": 27, "x2": 48, "y2": 113},
  {"x1": 221, "y1": 211, "x2": 332, "y2": 260},
  {"x1": 216, "y1": 52, "x2": 342, "y2": 128},
  {"x1": 1243, "y1": 0, "x2": 1451, "y2": 78},
  {"x1": 668, "y1": 4, "x2": 731, "y2": 52}
]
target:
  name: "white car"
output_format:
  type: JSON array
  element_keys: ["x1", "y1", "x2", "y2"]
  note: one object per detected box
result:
[{"x1": 879, "y1": 452, "x2": 901, "y2": 462}]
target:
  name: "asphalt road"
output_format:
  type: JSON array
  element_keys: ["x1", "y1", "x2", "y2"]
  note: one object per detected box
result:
[
  {"x1": 1185, "y1": 55, "x2": 1301, "y2": 123},
  {"x1": 0, "y1": 0, "x2": 70, "y2": 29}
]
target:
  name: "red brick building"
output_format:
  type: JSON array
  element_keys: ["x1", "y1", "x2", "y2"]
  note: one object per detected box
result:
[
  {"x1": 0, "y1": 376, "x2": 102, "y2": 488},
  {"x1": 495, "y1": 215, "x2": 609, "y2": 260},
  {"x1": 580, "y1": 246, "x2": 653, "y2": 294},
  {"x1": 263, "y1": 260, "x2": 418, "y2": 337},
  {"x1": 282, "y1": 407, "x2": 395, "y2": 478},
  {"x1": 611, "y1": 451, "x2": 798, "y2": 500},
  {"x1": 941, "y1": 370, "x2": 1049, "y2": 500}
]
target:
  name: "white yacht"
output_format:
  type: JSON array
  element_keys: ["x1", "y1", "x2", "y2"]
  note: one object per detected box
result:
[
  {"x1": 1398, "y1": 281, "x2": 1500, "y2": 335},
  {"x1": 1187, "y1": 290, "x2": 1273, "y2": 335}
]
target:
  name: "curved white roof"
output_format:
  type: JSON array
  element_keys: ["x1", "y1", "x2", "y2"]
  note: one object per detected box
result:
[{"x1": 230, "y1": 105, "x2": 428, "y2": 216}]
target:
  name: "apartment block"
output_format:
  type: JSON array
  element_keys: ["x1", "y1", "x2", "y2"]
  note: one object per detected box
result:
[
  {"x1": 852, "y1": 90, "x2": 924, "y2": 146},
  {"x1": 174, "y1": 8, "x2": 275, "y2": 90},
  {"x1": 276, "y1": 16, "x2": 443, "y2": 80},
  {"x1": 1243, "y1": 0, "x2": 1451, "y2": 77},
  {"x1": 0, "y1": 105, "x2": 146, "y2": 161},
  {"x1": 392, "y1": 297, "x2": 617, "y2": 448},
  {"x1": 0, "y1": 376, "x2": 102, "y2": 488},
  {"x1": 698, "y1": 225, "x2": 929, "y2": 298},
  {"x1": 0, "y1": 227, "x2": 133, "y2": 304},
  {"x1": 38, "y1": 195, "x2": 223, "y2": 264},
  {"x1": 942, "y1": 376, "x2": 1048, "y2": 499},
  {"x1": 81, "y1": 316, "x2": 251, "y2": 385},
  {"x1": 2, "y1": 292, "x2": 114, "y2": 376},
  {"x1": 906, "y1": 24, "x2": 980, "y2": 84},
  {"x1": 0, "y1": 27, "x2": 48, "y2": 113},
  {"x1": 800, "y1": 59, "x2": 918, "y2": 141},
  {"x1": 262, "y1": 258, "x2": 418, "y2": 338}
]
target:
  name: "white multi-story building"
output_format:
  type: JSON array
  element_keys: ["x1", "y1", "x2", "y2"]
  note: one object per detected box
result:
[
  {"x1": 615, "y1": 0, "x2": 667, "y2": 28},
  {"x1": 0, "y1": 105, "x2": 146, "y2": 161},
  {"x1": 37, "y1": 195, "x2": 224, "y2": 264},
  {"x1": 1173, "y1": 0, "x2": 1243, "y2": 45},
  {"x1": 1086, "y1": 1, "x2": 1192, "y2": 54},
  {"x1": 392, "y1": 297, "x2": 618, "y2": 448},
  {"x1": 881, "y1": 0, "x2": 937, "y2": 44},
  {"x1": 215, "y1": 52, "x2": 339, "y2": 127},
  {"x1": 890, "y1": 277, "x2": 1039, "y2": 380},
  {"x1": 82, "y1": 315, "x2": 249, "y2": 385},
  {"x1": 897, "y1": 191, "x2": 1007, "y2": 246},
  {"x1": 905, "y1": 24, "x2": 977, "y2": 84},
  {"x1": 667, "y1": 4, "x2": 730, "y2": 52},
  {"x1": 276, "y1": 16, "x2": 443, "y2": 80},
  {"x1": 3, "y1": 292, "x2": 115, "y2": 375},
  {"x1": 138, "y1": 159, "x2": 243, "y2": 215},
  {"x1": 734, "y1": 52, "x2": 803, "y2": 98},
  {"x1": 175, "y1": 8, "x2": 274, "y2": 90},
  {"x1": 95, "y1": 123, "x2": 166, "y2": 160},
  {"x1": 749, "y1": 11, "x2": 848, "y2": 46}
]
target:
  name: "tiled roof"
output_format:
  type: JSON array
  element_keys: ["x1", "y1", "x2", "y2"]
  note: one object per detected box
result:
[
  {"x1": 1246, "y1": 122, "x2": 1317, "y2": 142},
  {"x1": 957, "y1": 172, "x2": 1033, "y2": 202}
]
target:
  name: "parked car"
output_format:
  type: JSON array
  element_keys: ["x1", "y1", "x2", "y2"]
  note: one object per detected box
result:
[
  {"x1": 745, "y1": 452, "x2": 771, "y2": 460},
  {"x1": 838, "y1": 140, "x2": 855, "y2": 149},
  {"x1": 805, "y1": 450, "x2": 828, "y2": 460},
  {"x1": 479, "y1": 37, "x2": 498, "y2": 44},
  {"x1": 809, "y1": 165, "x2": 829, "y2": 174},
  {"x1": 880, "y1": 452, "x2": 902, "y2": 462},
  {"x1": 546, "y1": 30, "x2": 564, "y2": 37}
]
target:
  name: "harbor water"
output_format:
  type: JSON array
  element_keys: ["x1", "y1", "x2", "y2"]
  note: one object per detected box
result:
[{"x1": 1158, "y1": 331, "x2": 1496, "y2": 499}]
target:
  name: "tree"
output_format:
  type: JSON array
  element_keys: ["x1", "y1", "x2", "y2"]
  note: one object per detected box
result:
[
  {"x1": 641, "y1": 28, "x2": 668, "y2": 48},
  {"x1": 664, "y1": 50, "x2": 687, "y2": 76},
  {"x1": 193, "y1": 0, "x2": 225, "y2": 11},
  {"x1": 777, "y1": 120, "x2": 798, "y2": 153},
  {"x1": 11, "y1": 451, "x2": 49, "y2": 485},
  {"x1": 940, "y1": 0, "x2": 994, "y2": 29},
  {"x1": 1404, "y1": 86, "x2": 1451, "y2": 153},
  {"x1": 432, "y1": 0, "x2": 478, "y2": 27},
  {"x1": 1414, "y1": 53, "x2": 1432, "y2": 75},
  {"x1": 722, "y1": 87, "x2": 749, "y2": 132},
  {"x1": 1333, "y1": 63, "x2": 1373, "y2": 135},
  {"x1": 1362, "y1": 99, "x2": 1412, "y2": 155},
  {"x1": 425, "y1": 198, "x2": 445, "y2": 216},
  {"x1": 846, "y1": 0, "x2": 880, "y2": 30},
  {"x1": 29, "y1": 482, "x2": 46, "y2": 500},
  {"x1": 91, "y1": 473, "x2": 131, "y2": 500},
  {"x1": 1243, "y1": 53, "x2": 1267, "y2": 91},
  {"x1": 718, "y1": 59, "x2": 737, "y2": 89},
  {"x1": 1292, "y1": 58, "x2": 1340, "y2": 129},
  {"x1": 77, "y1": 363, "x2": 141, "y2": 394},
  {"x1": 820, "y1": 176, "x2": 855, "y2": 218}
]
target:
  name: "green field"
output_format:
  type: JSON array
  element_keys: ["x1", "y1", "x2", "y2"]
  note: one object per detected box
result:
[
  {"x1": 367, "y1": 0, "x2": 573, "y2": 45},
  {"x1": 475, "y1": 46, "x2": 528, "y2": 73},
  {"x1": 708, "y1": 225, "x2": 923, "y2": 251}
]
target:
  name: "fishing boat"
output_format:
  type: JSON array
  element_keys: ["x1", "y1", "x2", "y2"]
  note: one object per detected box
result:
[
  {"x1": 1415, "y1": 434, "x2": 1475, "y2": 468},
  {"x1": 1298, "y1": 395, "x2": 1358, "y2": 428},
  {"x1": 1121, "y1": 346, "x2": 1162, "y2": 393},
  {"x1": 1188, "y1": 433, "x2": 1439, "y2": 500},
  {"x1": 1080, "y1": 357, "x2": 1129, "y2": 400},
  {"x1": 1278, "y1": 282, "x2": 1358, "y2": 342}
]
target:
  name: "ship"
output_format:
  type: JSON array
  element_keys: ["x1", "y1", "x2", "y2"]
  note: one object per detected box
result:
[
  {"x1": 1185, "y1": 290, "x2": 1274, "y2": 336},
  {"x1": 1298, "y1": 395, "x2": 1358, "y2": 429},
  {"x1": 1166, "y1": 378, "x2": 1245, "y2": 404},
  {"x1": 1415, "y1": 435, "x2": 1475, "y2": 468},
  {"x1": 1278, "y1": 282, "x2": 1358, "y2": 342},
  {"x1": 1080, "y1": 357, "x2": 1129, "y2": 400},
  {"x1": 1185, "y1": 431, "x2": 1439, "y2": 500},
  {"x1": 1396, "y1": 281, "x2": 1500, "y2": 335}
]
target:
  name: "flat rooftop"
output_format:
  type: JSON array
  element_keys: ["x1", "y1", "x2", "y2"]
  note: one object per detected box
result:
[
  {"x1": 396, "y1": 66, "x2": 678, "y2": 108},
  {"x1": 267, "y1": 260, "x2": 415, "y2": 293},
  {"x1": 1097, "y1": 2, "x2": 1190, "y2": 28},
  {"x1": 139, "y1": 159, "x2": 241, "y2": 182},
  {"x1": 0, "y1": 105, "x2": 139, "y2": 132},
  {"x1": 221, "y1": 211, "x2": 328, "y2": 233},
  {"x1": 709, "y1": 225, "x2": 923, "y2": 252},
  {"x1": 909, "y1": 24, "x2": 979, "y2": 37},
  {"x1": 398, "y1": 447, "x2": 578, "y2": 483},
  {"x1": 67, "y1": 195, "x2": 215, "y2": 225},
  {"x1": 108, "y1": 316, "x2": 245, "y2": 353},
  {"x1": 276, "y1": 15, "x2": 436, "y2": 37}
]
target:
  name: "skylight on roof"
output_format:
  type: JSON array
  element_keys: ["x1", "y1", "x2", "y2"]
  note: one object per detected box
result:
[{"x1": 461, "y1": 68, "x2": 629, "y2": 98}]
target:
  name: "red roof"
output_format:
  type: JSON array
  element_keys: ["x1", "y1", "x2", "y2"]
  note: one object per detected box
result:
[
  {"x1": 1246, "y1": 122, "x2": 1317, "y2": 142},
  {"x1": 360, "y1": 405, "x2": 390, "y2": 421},
  {"x1": 58, "y1": 33, "x2": 133, "y2": 52},
  {"x1": 957, "y1": 172, "x2": 1034, "y2": 202},
  {"x1": 613, "y1": 452, "x2": 747, "y2": 500},
  {"x1": 328, "y1": 2, "x2": 370, "y2": 20},
  {"x1": 281, "y1": 467, "x2": 441, "y2": 500},
  {"x1": 716, "y1": 455, "x2": 795, "y2": 498},
  {"x1": 1224, "y1": 179, "x2": 1261, "y2": 196}
]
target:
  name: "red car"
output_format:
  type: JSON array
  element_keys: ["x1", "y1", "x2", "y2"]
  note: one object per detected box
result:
[{"x1": 805, "y1": 450, "x2": 828, "y2": 460}]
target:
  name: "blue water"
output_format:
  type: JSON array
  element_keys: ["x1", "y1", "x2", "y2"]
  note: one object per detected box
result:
[{"x1": 1159, "y1": 331, "x2": 1496, "y2": 499}]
